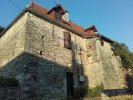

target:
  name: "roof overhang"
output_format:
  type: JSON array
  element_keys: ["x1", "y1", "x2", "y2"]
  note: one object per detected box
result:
[
  {"x1": 84, "y1": 33, "x2": 113, "y2": 43},
  {"x1": 100, "y1": 34, "x2": 114, "y2": 43}
]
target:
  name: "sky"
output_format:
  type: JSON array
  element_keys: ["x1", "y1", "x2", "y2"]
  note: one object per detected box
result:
[{"x1": 0, "y1": 0, "x2": 133, "y2": 51}]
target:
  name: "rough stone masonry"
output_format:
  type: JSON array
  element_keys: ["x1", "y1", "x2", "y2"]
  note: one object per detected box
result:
[{"x1": 0, "y1": 2, "x2": 126, "y2": 99}]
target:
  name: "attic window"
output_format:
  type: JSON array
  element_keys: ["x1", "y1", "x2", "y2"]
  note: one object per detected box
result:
[
  {"x1": 64, "y1": 32, "x2": 71, "y2": 49},
  {"x1": 55, "y1": 11, "x2": 62, "y2": 21}
]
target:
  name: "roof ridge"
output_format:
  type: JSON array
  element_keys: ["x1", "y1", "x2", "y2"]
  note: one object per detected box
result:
[{"x1": 27, "y1": 2, "x2": 48, "y2": 11}]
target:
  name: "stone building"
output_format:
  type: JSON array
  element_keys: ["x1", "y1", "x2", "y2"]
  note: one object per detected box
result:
[{"x1": 0, "y1": 2, "x2": 126, "y2": 99}]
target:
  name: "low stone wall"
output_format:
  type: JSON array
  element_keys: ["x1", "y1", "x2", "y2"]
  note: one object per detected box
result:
[{"x1": 102, "y1": 89, "x2": 127, "y2": 97}]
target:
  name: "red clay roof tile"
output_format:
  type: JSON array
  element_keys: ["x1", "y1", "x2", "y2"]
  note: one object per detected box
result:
[{"x1": 28, "y1": 2, "x2": 97, "y2": 37}]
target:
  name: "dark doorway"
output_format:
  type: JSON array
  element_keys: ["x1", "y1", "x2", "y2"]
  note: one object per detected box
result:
[{"x1": 66, "y1": 72, "x2": 74, "y2": 96}]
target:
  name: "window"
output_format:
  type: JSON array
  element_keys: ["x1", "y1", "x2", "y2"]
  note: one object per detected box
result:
[
  {"x1": 33, "y1": 76, "x2": 36, "y2": 80},
  {"x1": 42, "y1": 36, "x2": 44, "y2": 39},
  {"x1": 40, "y1": 51, "x2": 43, "y2": 55},
  {"x1": 64, "y1": 32, "x2": 71, "y2": 49},
  {"x1": 55, "y1": 11, "x2": 62, "y2": 21},
  {"x1": 101, "y1": 40, "x2": 104, "y2": 46}
]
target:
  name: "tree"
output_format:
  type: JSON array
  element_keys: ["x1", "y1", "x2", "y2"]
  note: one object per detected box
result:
[{"x1": 111, "y1": 42, "x2": 133, "y2": 69}]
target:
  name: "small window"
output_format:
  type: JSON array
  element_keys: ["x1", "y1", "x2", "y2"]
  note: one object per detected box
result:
[
  {"x1": 40, "y1": 51, "x2": 43, "y2": 55},
  {"x1": 64, "y1": 32, "x2": 71, "y2": 49},
  {"x1": 33, "y1": 76, "x2": 36, "y2": 80},
  {"x1": 101, "y1": 40, "x2": 104, "y2": 46},
  {"x1": 42, "y1": 36, "x2": 44, "y2": 39}
]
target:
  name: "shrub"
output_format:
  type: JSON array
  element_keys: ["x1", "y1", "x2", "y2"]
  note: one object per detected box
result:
[
  {"x1": 73, "y1": 86, "x2": 88, "y2": 98},
  {"x1": 73, "y1": 85, "x2": 104, "y2": 98},
  {"x1": 111, "y1": 42, "x2": 133, "y2": 69},
  {"x1": 86, "y1": 85, "x2": 104, "y2": 97}
]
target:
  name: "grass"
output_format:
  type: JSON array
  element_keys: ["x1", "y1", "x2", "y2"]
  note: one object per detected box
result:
[
  {"x1": 110, "y1": 95, "x2": 133, "y2": 100},
  {"x1": 73, "y1": 85, "x2": 104, "y2": 98}
]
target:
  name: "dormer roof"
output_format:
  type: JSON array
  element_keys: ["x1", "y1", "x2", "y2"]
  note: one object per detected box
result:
[
  {"x1": 84, "y1": 25, "x2": 97, "y2": 32},
  {"x1": 47, "y1": 4, "x2": 66, "y2": 14}
]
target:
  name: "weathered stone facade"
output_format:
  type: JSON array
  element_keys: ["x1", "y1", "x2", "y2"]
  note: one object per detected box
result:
[{"x1": 0, "y1": 2, "x2": 126, "y2": 99}]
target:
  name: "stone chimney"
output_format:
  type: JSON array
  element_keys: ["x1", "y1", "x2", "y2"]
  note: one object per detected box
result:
[{"x1": 62, "y1": 11, "x2": 69, "y2": 22}]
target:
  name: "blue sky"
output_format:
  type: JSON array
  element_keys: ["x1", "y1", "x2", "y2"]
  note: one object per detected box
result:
[{"x1": 0, "y1": 0, "x2": 133, "y2": 51}]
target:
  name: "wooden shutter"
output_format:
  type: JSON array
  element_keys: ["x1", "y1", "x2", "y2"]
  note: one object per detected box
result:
[{"x1": 64, "y1": 32, "x2": 71, "y2": 49}]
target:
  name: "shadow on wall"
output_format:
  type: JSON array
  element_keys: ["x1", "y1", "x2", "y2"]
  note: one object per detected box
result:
[
  {"x1": 70, "y1": 41, "x2": 89, "y2": 99},
  {"x1": 125, "y1": 74, "x2": 133, "y2": 94},
  {"x1": 0, "y1": 50, "x2": 89, "y2": 99}
]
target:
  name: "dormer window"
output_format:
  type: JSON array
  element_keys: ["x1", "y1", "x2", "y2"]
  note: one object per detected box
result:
[{"x1": 55, "y1": 11, "x2": 62, "y2": 21}]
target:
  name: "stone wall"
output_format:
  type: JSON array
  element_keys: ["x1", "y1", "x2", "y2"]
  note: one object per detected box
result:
[
  {"x1": 0, "y1": 13, "x2": 27, "y2": 67},
  {"x1": 100, "y1": 41, "x2": 126, "y2": 89},
  {"x1": 22, "y1": 13, "x2": 86, "y2": 98},
  {"x1": 112, "y1": 56, "x2": 126, "y2": 88},
  {"x1": 0, "y1": 12, "x2": 86, "y2": 99},
  {"x1": 83, "y1": 38, "x2": 103, "y2": 88},
  {"x1": 25, "y1": 12, "x2": 86, "y2": 85},
  {"x1": 83, "y1": 37, "x2": 126, "y2": 89},
  {"x1": 25, "y1": 13, "x2": 85, "y2": 68}
]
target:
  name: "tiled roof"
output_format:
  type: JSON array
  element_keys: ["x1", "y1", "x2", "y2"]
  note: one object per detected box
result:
[
  {"x1": 0, "y1": 2, "x2": 113, "y2": 43},
  {"x1": 47, "y1": 4, "x2": 66, "y2": 14},
  {"x1": 27, "y1": 2, "x2": 97, "y2": 37}
]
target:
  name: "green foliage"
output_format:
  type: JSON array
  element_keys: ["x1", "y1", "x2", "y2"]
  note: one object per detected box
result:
[
  {"x1": 86, "y1": 85, "x2": 104, "y2": 97},
  {"x1": 0, "y1": 76, "x2": 19, "y2": 87},
  {"x1": 73, "y1": 86, "x2": 88, "y2": 98},
  {"x1": 73, "y1": 85, "x2": 104, "y2": 98},
  {"x1": 111, "y1": 42, "x2": 133, "y2": 69}
]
